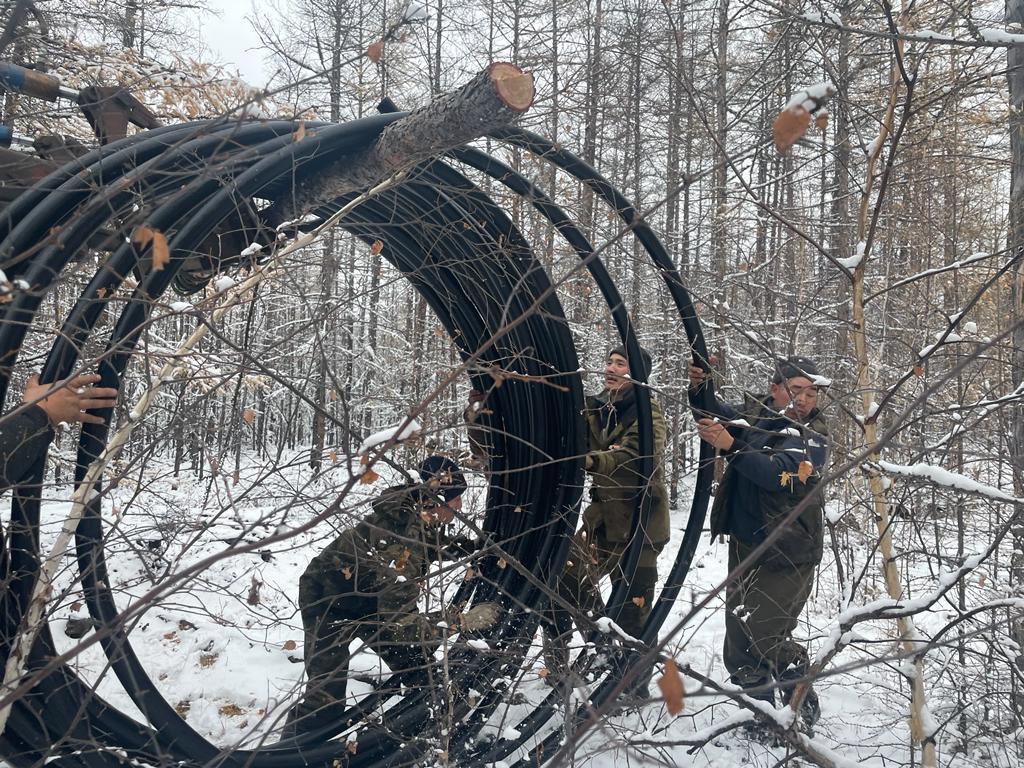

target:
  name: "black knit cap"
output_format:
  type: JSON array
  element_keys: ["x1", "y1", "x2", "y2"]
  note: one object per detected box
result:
[
  {"x1": 609, "y1": 345, "x2": 653, "y2": 380},
  {"x1": 418, "y1": 455, "x2": 467, "y2": 503},
  {"x1": 772, "y1": 355, "x2": 822, "y2": 384}
]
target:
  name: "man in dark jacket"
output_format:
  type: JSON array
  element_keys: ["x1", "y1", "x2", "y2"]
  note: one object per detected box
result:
[
  {"x1": 289, "y1": 455, "x2": 500, "y2": 735},
  {"x1": 1, "y1": 373, "x2": 118, "y2": 490},
  {"x1": 1, "y1": 374, "x2": 119, "y2": 646},
  {"x1": 689, "y1": 355, "x2": 828, "y2": 727}
]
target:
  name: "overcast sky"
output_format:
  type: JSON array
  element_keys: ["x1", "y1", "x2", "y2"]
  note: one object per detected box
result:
[{"x1": 202, "y1": 0, "x2": 272, "y2": 86}]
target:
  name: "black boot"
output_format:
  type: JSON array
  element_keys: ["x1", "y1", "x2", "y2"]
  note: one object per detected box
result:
[
  {"x1": 732, "y1": 676, "x2": 775, "y2": 706},
  {"x1": 613, "y1": 652, "x2": 653, "y2": 704},
  {"x1": 778, "y1": 668, "x2": 820, "y2": 732}
]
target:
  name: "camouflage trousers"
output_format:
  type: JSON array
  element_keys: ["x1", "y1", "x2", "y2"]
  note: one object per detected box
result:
[
  {"x1": 289, "y1": 590, "x2": 437, "y2": 733},
  {"x1": 724, "y1": 536, "x2": 815, "y2": 701}
]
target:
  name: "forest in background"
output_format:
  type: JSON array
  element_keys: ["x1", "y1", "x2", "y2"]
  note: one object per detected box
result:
[{"x1": 2, "y1": 1, "x2": 1024, "y2": 766}]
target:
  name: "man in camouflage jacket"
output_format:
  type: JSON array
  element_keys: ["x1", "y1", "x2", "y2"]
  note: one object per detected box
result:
[
  {"x1": 289, "y1": 456, "x2": 498, "y2": 734},
  {"x1": 548, "y1": 345, "x2": 669, "y2": 693},
  {"x1": 689, "y1": 355, "x2": 829, "y2": 727}
]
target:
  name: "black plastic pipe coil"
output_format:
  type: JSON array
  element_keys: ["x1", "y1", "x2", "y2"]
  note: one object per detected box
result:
[{"x1": 0, "y1": 112, "x2": 717, "y2": 768}]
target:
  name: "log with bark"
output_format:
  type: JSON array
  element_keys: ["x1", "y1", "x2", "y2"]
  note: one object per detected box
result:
[{"x1": 267, "y1": 62, "x2": 534, "y2": 229}]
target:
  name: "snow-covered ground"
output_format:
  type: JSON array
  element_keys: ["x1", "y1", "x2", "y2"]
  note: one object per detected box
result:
[{"x1": 38, "y1": 452, "x2": 1018, "y2": 767}]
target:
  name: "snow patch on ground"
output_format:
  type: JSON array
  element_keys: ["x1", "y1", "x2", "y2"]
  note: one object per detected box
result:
[{"x1": 36, "y1": 451, "x2": 1012, "y2": 766}]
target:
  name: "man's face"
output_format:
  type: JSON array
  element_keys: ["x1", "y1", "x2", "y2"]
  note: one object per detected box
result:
[
  {"x1": 604, "y1": 353, "x2": 633, "y2": 393},
  {"x1": 772, "y1": 375, "x2": 819, "y2": 420}
]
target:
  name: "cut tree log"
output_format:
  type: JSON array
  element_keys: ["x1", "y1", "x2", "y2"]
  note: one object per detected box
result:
[{"x1": 270, "y1": 62, "x2": 534, "y2": 227}]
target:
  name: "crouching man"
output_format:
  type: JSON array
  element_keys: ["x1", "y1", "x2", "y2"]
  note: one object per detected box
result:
[{"x1": 287, "y1": 455, "x2": 500, "y2": 736}]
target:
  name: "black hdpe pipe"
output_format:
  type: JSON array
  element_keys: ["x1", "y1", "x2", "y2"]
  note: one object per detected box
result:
[{"x1": 0, "y1": 108, "x2": 716, "y2": 768}]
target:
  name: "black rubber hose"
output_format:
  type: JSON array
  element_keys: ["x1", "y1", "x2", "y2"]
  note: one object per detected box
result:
[
  {"x1": 69, "y1": 129, "x2": 581, "y2": 765},
  {"x1": 0, "y1": 111, "x2": 712, "y2": 768}
]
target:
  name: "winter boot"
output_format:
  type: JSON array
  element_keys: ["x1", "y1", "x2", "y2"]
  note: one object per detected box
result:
[
  {"x1": 778, "y1": 667, "x2": 821, "y2": 733},
  {"x1": 732, "y1": 675, "x2": 776, "y2": 706}
]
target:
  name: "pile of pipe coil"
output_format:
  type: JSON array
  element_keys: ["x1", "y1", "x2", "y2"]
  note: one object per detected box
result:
[{"x1": 0, "y1": 110, "x2": 717, "y2": 767}]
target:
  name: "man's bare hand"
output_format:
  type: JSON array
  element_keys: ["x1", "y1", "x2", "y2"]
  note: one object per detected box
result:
[
  {"x1": 696, "y1": 418, "x2": 734, "y2": 451},
  {"x1": 24, "y1": 374, "x2": 118, "y2": 427},
  {"x1": 688, "y1": 354, "x2": 718, "y2": 390}
]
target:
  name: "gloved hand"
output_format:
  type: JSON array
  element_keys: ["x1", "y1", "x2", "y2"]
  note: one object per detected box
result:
[
  {"x1": 442, "y1": 536, "x2": 480, "y2": 559},
  {"x1": 460, "y1": 601, "x2": 502, "y2": 633}
]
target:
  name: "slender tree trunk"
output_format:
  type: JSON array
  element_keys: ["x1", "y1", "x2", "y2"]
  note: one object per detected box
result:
[
  {"x1": 1006, "y1": 0, "x2": 1024, "y2": 726},
  {"x1": 832, "y1": 5, "x2": 853, "y2": 364},
  {"x1": 711, "y1": 0, "x2": 729, "y2": 289}
]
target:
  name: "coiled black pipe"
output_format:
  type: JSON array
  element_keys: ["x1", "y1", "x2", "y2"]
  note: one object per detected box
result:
[{"x1": 0, "y1": 110, "x2": 716, "y2": 768}]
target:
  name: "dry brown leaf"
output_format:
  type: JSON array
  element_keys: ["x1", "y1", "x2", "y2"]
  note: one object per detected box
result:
[
  {"x1": 912, "y1": 364, "x2": 924, "y2": 377},
  {"x1": 772, "y1": 106, "x2": 810, "y2": 154},
  {"x1": 657, "y1": 658, "x2": 685, "y2": 715},
  {"x1": 242, "y1": 408, "x2": 256, "y2": 424},
  {"x1": 219, "y1": 703, "x2": 245, "y2": 717},
  {"x1": 346, "y1": 739, "x2": 358, "y2": 755},
  {"x1": 978, "y1": 573, "x2": 987, "y2": 587},
  {"x1": 490, "y1": 369, "x2": 505, "y2": 387},
  {"x1": 631, "y1": 596, "x2": 645, "y2": 608},
  {"x1": 537, "y1": 667, "x2": 550, "y2": 678},
  {"x1": 71, "y1": 601, "x2": 82, "y2": 611},
  {"x1": 283, "y1": 639, "x2": 297, "y2": 651},
  {"x1": 497, "y1": 558, "x2": 507, "y2": 569},
  {"x1": 779, "y1": 471, "x2": 793, "y2": 487},
  {"x1": 370, "y1": 239, "x2": 384, "y2": 255},
  {"x1": 797, "y1": 460, "x2": 813, "y2": 484},
  {"x1": 360, "y1": 468, "x2": 380, "y2": 485},
  {"x1": 293, "y1": 121, "x2": 306, "y2": 142},
  {"x1": 151, "y1": 230, "x2": 170, "y2": 271},
  {"x1": 199, "y1": 652, "x2": 218, "y2": 668},
  {"x1": 359, "y1": 453, "x2": 370, "y2": 466},
  {"x1": 464, "y1": 568, "x2": 477, "y2": 581},
  {"x1": 395, "y1": 548, "x2": 410, "y2": 572},
  {"x1": 132, "y1": 225, "x2": 155, "y2": 248},
  {"x1": 329, "y1": 449, "x2": 338, "y2": 464},
  {"x1": 328, "y1": 389, "x2": 337, "y2": 401},
  {"x1": 815, "y1": 112, "x2": 829, "y2": 131},
  {"x1": 367, "y1": 41, "x2": 384, "y2": 62}
]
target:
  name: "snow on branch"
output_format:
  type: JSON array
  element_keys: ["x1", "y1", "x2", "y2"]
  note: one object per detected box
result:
[
  {"x1": 875, "y1": 460, "x2": 1020, "y2": 504},
  {"x1": 356, "y1": 418, "x2": 423, "y2": 456}
]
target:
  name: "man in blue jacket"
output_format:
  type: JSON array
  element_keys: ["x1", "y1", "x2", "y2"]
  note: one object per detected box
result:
[{"x1": 689, "y1": 355, "x2": 829, "y2": 729}]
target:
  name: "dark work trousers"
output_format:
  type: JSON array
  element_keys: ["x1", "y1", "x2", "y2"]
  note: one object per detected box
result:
[
  {"x1": 552, "y1": 524, "x2": 662, "y2": 647},
  {"x1": 724, "y1": 537, "x2": 815, "y2": 701},
  {"x1": 289, "y1": 586, "x2": 435, "y2": 734}
]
